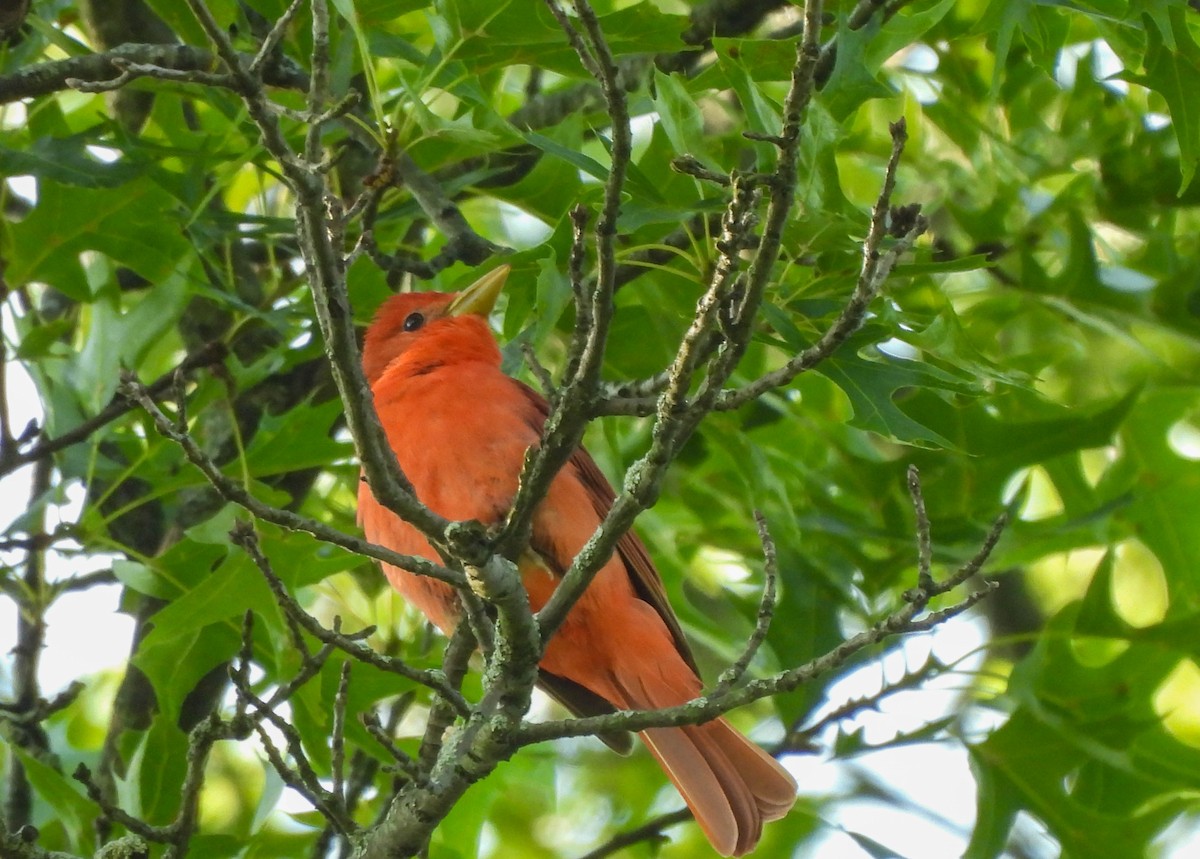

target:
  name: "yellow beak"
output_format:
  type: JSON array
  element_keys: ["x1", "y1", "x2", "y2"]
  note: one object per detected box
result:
[{"x1": 447, "y1": 265, "x2": 510, "y2": 318}]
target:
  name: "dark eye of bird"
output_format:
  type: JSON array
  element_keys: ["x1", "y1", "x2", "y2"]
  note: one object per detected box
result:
[{"x1": 403, "y1": 312, "x2": 425, "y2": 332}]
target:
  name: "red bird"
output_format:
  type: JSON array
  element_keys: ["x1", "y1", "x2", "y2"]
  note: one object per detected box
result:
[{"x1": 358, "y1": 266, "x2": 797, "y2": 856}]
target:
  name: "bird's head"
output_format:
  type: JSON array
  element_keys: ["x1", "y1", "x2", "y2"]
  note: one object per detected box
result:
[{"x1": 362, "y1": 265, "x2": 509, "y2": 385}]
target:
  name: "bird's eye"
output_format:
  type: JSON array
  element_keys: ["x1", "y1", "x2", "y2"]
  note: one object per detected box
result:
[{"x1": 403, "y1": 312, "x2": 425, "y2": 332}]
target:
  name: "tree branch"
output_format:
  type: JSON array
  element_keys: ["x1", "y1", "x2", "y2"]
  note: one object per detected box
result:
[
  {"x1": 73, "y1": 710, "x2": 231, "y2": 857},
  {"x1": 3, "y1": 457, "x2": 52, "y2": 834},
  {"x1": 493, "y1": 0, "x2": 635, "y2": 568},
  {"x1": 0, "y1": 43, "x2": 307, "y2": 103},
  {"x1": 118, "y1": 373, "x2": 466, "y2": 590},
  {"x1": 0, "y1": 341, "x2": 225, "y2": 478},
  {"x1": 711, "y1": 512, "x2": 779, "y2": 698},
  {"x1": 575, "y1": 808, "x2": 694, "y2": 859},
  {"x1": 716, "y1": 119, "x2": 926, "y2": 411},
  {"x1": 229, "y1": 521, "x2": 471, "y2": 712},
  {"x1": 417, "y1": 620, "x2": 476, "y2": 773},
  {"x1": 517, "y1": 467, "x2": 1000, "y2": 746},
  {"x1": 784, "y1": 650, "x2": 949, "y2": 750},
  {"x1": 536, "y1": 0, "x2": 828, "y2": 645}
]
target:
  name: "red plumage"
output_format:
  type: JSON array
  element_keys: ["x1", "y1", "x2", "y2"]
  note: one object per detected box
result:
[{"x1": 358, "y1": 269, "x2": 796, "y2": 855}]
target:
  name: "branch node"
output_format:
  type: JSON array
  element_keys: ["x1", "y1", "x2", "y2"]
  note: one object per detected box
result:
[{"x1": 671, "y1": 155, "x2": 731, "y2": 186}]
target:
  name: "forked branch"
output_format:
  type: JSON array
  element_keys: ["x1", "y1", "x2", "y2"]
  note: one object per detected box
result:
[{"x1": 517, "y1": 466, "x2": 1000, "y2": 746}]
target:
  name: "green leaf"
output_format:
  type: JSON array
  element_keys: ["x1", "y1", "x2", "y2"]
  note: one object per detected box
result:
[
  {"x1": 184, "y1": 835, "x2": 248, "y2": 859},
  {"x1": 131, "y1": 545, "x2": 272, "y2": 720},
  {"x1": 0, "y1": 136, "x2": 147, "y2": 188},
  {"x1": 713, "y1": 43, "x2": 782, "y2": 139},
  {"x1": 821, "y1": 14, "x2": 896, "y2": 121},
  {"x1": 11, "y1": 748, "x2": 95, "y2": 853},
  {"x1": 489, "y1": 142, "x2": 585, "y2": 225},
  {"x1": 134, "y1": 717, "x2": 191, "y2": 824},
  {"x1": 652, "y1": 69, "x2": 712, "y2": 167},
  {"x1": 113, "y1": 559, "x2": 176, "y2": 600},
  {"x1": 892, "y1": 253, "x2": 993, "y2": 276},
  {"x1": 532, "y1": 253, "x2": 571, "y2": 345},
  {"x1": 844, "y1": 829, "x2": 906, "y2": 859},
  {"x1": 447, "y1": 0, "x2": 687, "y2": 76},
  {"x1": 353, "y1": 0, "x2": 433, "y2": 25},
  {"x1": 7, "y1": 179, "x2": 190, "y2": 300},
  {"x1": 142, "y1": 556, "x2": 271, "y2": 640},
  {"x1": 186, "y1": 504, "x2": 243, "y2": 546},
  {"x1": 241, "y1": 399, "x2": 351, "y2": 477},
  {"x1": 134, "y1": 621, "x2": 242, "y2": 721},
  {"x1": 15, "y1": 318, "x2": 74, "y2": 359},
  {"x1": 522, "y1": 130, "x2": 608, "y2": 184},
  {"x1": 809, "y1": 326, "x2": 975, "y2": 448},
  {"x1": 905, "y1": 387, "x2": 1140, "y2": 470},
  {"x1": 118, "y1": 539, "x2": 229, "y2": 601},
  {"x1": 1124, "y1": 9, "x2": 1200, "y2": 191},
  {"x1": 1119, "y1": 388, "x2": 1200, "y2": 608},
  {"x1": 74, "y1": 265, "x2": 189, "y2": 409},
  {"x1": 973, "y1": 0, "x2": 1032, "y2": 95},
  {"x1": 1074, "y1": 550, "x2": 1124, "y2": 638},
  {"x1": 965, "y1": 743, "x2": 1022, "y2": 859},
  {"x1": 765, "y1": 549, "x2": 847, "y2": 727},
  {"x1": 141, "y1": 0, "x2": 238, "y2": 45}
]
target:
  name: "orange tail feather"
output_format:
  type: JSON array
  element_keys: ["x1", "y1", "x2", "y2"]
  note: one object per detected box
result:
[{"x1": 609, "y1": 672, "x2": 797, "y2": 856}]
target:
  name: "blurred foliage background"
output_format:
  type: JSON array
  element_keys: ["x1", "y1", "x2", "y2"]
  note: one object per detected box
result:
[{"x1": 2, "y1": 1, "x2": 1200, "y2": 857}]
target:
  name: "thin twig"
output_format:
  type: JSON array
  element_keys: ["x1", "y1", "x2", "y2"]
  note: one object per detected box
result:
[
  {"x1": 250, "y1": 0, "x2": 306, "y2": 74},
  {"x1": 417, "y1": 620, "x2": 476, "y2": 774},
  {"x1": 575, "y1": 808, "x2": 693, "y2": 859},
  {"x1": 519, "y1": 574, "x2": 995, "y2": 744},
  {"x1": 118, "y1": 374, "x2": 465, "y2": 589},
  {"x1": 234, "y1": 612, "x2": 255, "y2": 724},
  {"x1": 74, "y1": 712, "x2": 229, "y2": 856},
  {"x1": 0, "y1": 44, "x2": 308, "y2": 103},
  {"x1": 361, "y1": 707, "x2": 421, "y2": 781},
  {"x1": 518, "y1": 461, "x2": 1002, "y2": 746},
  {"x1": 229, "y1": 521, "x2": 471, "y2": 713},
  {"x1": 0, "y1": 326, "x2": 11, "y2": 454},
  {"x1": 541, "y1": 0, "x2": 603, "y2": 80},
  {"x1": 536, "y1": 0, "x2": 828, "y2": 647},
  {"x1": 785, "y1": 652, "x2": 948, "y2": 749},
  {"x1": 671, "y1": 155, "x2": 732, "y2": 186},
  {"x1": 4, "y1": 457, "x2": 52, "y2": 832},
  {"x1": 53, "y1": 566, "x2": 116, "y2": 595},
  {"x1": 305, "y1": 0, "x2": 331, "y2": 166},
  {"x1": 253, "y1": 713, "x2": 355, "y2": 836},
  {"x1": 332, "y1": 661, "x2": 351, "y2": 802},
  {"x1": 711, "y1": 512, "x2": 779, "y2": 697},
  {"x1": 908, "y1": 465, "x2": 935, "y2": 593},
  {"x1": 563, "y1": 204, "x2": 592, "y2": 383},
  {"x1": 717, "y1": 119, "x2": 926, "y2": 411},
  {"x1": 495, "y1": 0, "x2": 633, "y2": 566},
  {"x1": 164, "y1": 714, "x2": 224, "y2": 859},
  {"x1": 904, "y1": 587, "x2": 997, "y2": 632},
  {"x1": 905, "y1": 512, "x2": 1008, "y2": 608},
  {"x1": 521, "y1": 343, "x2": 557, "y2": 398},
  {"x1": 67, "y1": 58, "x2": 233, "y2": 92},
  {"x1": 74, "y1": 763, "x2": 169, "y2": 841},
  {"x1": 180, "y1": 0, "x2": 463, "y2": 561},
  {"x1": 233, "y1": 674, "x2": 358, "y2": 836},
  {"x1": 0, "y1": 342, "x2": 224, "y2": 478}
]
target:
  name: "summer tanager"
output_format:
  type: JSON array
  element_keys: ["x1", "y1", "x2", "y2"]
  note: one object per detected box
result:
[{"x1": 358, "y1": 266, "x2": 797, "y2": 856}]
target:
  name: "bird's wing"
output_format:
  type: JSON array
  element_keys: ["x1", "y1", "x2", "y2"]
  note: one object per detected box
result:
[
  {"x1": 515, "y1": 381, "x2": 700, "y2": 675},
  {"x1": 536, "y1": 669, "x2": 634, "y2": 753}
]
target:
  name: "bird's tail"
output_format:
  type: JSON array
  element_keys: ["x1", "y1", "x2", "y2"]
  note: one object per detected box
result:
[{"x1": 607, "y1": 669, "x2": 797, "y2": 857}]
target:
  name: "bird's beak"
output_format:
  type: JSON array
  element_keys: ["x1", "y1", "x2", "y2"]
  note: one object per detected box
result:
[{"x1": 447, "y1": 265, "x2": 510, "y2": 318}]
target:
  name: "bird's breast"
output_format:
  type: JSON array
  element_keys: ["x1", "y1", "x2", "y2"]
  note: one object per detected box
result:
[{"x1": 370, "y1": 363, "x2": 542, "y2": 526}]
